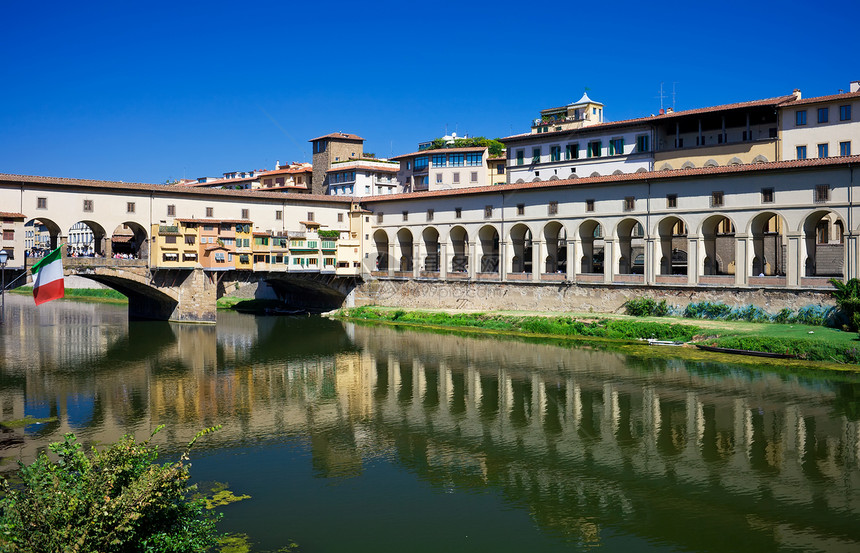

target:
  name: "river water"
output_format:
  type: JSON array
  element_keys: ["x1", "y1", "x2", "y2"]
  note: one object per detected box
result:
[{"x1": 0, "y1": 294, "x2": 859, "y2": 552}]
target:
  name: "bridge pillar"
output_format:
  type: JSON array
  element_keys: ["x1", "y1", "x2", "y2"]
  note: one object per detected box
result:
[
  {"x1": 532, "y1": 240, "x2": 543, "y2": 282},
  {"x1": 687, "y1": 235, "x2": 701, "y2": 285},
  {"x1": 735, "y1": 234, "x2": 750, "y2": 286},
  {"x1": 127, "y1": 267, "x2": 217, "y2": 323},
  {"x1": 786, "y1": 231, "x2": 803, "y2": 287},
  {"x1": 439, "y1": 243, "x2": 448, "y2": 279}
]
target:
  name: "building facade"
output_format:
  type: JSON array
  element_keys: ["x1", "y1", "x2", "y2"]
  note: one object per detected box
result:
[{"x1": 310, "y1": 133, "x2": 365, "y2": 195}]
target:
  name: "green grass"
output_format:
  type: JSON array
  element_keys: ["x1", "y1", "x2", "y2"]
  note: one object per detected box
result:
[
  {"x1": 335, "y1": 306, "x2": 860, "y2": 367},
  {"x1": 10, "y1": 287, "x2": 127, "y2": 304}
]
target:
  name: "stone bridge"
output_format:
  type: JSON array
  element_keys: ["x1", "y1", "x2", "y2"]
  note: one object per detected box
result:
[{"x1": 20, "y1": 256, "x2": 359, "y2": 322}]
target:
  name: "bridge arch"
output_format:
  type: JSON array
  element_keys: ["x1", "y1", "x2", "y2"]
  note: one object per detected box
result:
[
  {"x1": 110, "y1": 221, "x2": 148, "y2": 259},
  {"x1": 748, "y1": 211, "x2": 787, "y2": 276},
  {"x1": 701, "y1": 214, "x2": 737, "y2": 275},
  {"x1": 542, "y1": 221, "x2": 567, "y2": 274},
  {"x1": 508, "y1": 223, "x2": 533, "y2": 274},
  {"x1": 656, "y1": 216, "x2": 688, "y2": 275},
  {"x1": 373, "y1": 229, "x2": 390, "y2": 271},
  {"x1": 447, "y1": 225, "x2": 469, "y2": 273},
  {"x1": 577, "y1": 219, "x2": 605, "y2": 274},
  {"x1": 801, "y1": 209, "x2": 845, "y2": 278},
  {"x1": 421, "y1": 227, "x2": 440, "y2": 272},
  {"x1": 615, "y1": 217, "x2": 645, "y2": 275},
  {"x1": 67, "y1": 220, "x2": 108, "y2": 257},
  {"x1": 396, "y1": 228, "x2": 414, "y2": 272},
  {"x1": 25, "y1": 217, "x2": 62, "y2": 255}
]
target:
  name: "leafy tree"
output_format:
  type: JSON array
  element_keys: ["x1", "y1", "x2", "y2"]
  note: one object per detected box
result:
[
  {"x1": 0, "y1": 426, "x2": 221, "y2": 553},
  {"x1": 830, "y1": 278, "x2": 860, "y2": 331},
  {"x1": 426, "y1": 136, "x2": 506, "y2": 157}
]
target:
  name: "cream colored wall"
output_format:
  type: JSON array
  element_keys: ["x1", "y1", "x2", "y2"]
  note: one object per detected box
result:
[
  {"x1": 780, "y1": 99, "x2": 860, "y2": 160},
  {"x1": 654, "y1": 141, "x2": 778, "y2": 169}
]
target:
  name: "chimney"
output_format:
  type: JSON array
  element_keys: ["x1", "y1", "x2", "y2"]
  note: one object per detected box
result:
[
  {"x1": 792, "y1": 88, "x2": 802, "y2": 100},
  {"x1": 666, "y1": 107, "x2": 674, "y2": 114},
  {"x1": 851, "y1": 81, "x2": 860, "y2": 93},
  {"x1": 275, "y1": 160, "x2": 280, "y2": 169}
]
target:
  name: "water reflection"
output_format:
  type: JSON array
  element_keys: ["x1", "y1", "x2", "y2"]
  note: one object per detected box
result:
[{"x1": 1, "y1": 293, "x2": 859, "y2": 552}]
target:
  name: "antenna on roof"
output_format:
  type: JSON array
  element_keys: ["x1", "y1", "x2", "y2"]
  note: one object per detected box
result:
[
  {"x1": 657, "y1": 82, "x2": 666, "y2": 112},
  {"x1": 672, "y1": 82, "x2": 678, "y2": 110}
]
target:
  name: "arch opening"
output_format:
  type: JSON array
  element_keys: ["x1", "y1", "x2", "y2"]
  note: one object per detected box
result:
[
  {"x1": 750, "y1": 212, "x2": 786, "y2": 276},
  {"x1": 802, "y1": 210, "x2": 845, "y2": 278},
  {"x1": 449, "y1": 226, "x2": 469, "y2": 273},
  {"x1": 111, "y1": 222, "x2": 148, "y2": 259},
  {"x1": 658, "y1": 217, "x2": 688, "y2": 275},
  {"x1": 578, "y1": 220, "x2": 604, "y2": 274},
  {"x1": 509, "y1": 223, "x2": 533, "y2": 274},
  {"x1": 543, "y1": 221, "x2": 567, "y2": 274},
  {"x1": 702, "y1": 215, "x2": 736, "y2": 275},
  {"x1": 478, "y1": 225, "x2": 500, "y2": 273}
]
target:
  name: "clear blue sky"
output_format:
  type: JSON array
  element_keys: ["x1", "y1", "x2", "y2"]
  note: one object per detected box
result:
[{"x1": 1, "y1": 0, "x2": 857, "y2": 184}]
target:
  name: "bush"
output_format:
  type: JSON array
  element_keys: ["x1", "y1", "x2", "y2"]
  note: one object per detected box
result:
[
  {"x1": 684, "y1": 301, "x2": 733, "y2": 319},
  {"x1": 624, "y1": 298, "x2": 670, "y2": 317},
  {"x1": 830, "y1": 278, "x2": 860, "y2": 331},
  {"x1": 0, "y1": 427, "x2": 221, "y2": 553}
]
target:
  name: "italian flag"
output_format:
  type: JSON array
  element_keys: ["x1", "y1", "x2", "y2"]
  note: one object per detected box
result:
[{"x1": 31, "y1": 245, "x2": 65, "y2": 305}]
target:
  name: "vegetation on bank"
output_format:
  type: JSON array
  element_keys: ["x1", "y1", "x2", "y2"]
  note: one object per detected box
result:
[
  {"x1": 10, "y1": 286, "x2": 127, "y2": 304},
  {"x1": 335, "y1": 306, "x2": 860, "y2": 366},
  {"x1": 339, "y1": 306, "x2": 700, "y2": 342},
  {"x1": 624, "y1": 297, "x2": 835, "y2": 326},
  {"x1": 0, "y1": 427, "x2": 222, "y2": 552}
]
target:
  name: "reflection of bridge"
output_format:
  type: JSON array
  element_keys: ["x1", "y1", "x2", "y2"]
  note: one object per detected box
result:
[{"x1": 1, "y1": 310, "x2": 858, "y2": 549}]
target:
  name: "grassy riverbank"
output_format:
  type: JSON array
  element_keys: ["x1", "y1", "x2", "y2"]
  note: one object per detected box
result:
[
  {"x1": 10, "y1": 287, "x2": 127, "y2": 304},
  {"x1": 334, "y1": 306, "x2": 860, "y2": 367}
]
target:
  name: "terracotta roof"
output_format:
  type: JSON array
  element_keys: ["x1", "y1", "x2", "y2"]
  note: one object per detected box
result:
[
  {"x1": 0, "y1": 173, "x2": 351, "y2": 204},
  {"x1": 503, "y1": 95, "x2": 795, "y2": 142},
  {"x1": 252, "y1": 185, "x2": 309, "y2": 192},
  {"x1": 362, "y1": 154, "x2": 860, "y2": 203},
  {"x1": 391, "y1": 146, "x2": 488, "y2": 160},
  {"x1": 189, "y1": 175, "x2": 259, "y2": 188},
  {"x1": 308, "y1": 132, "x2": 364, "y2": 142},
  {"x1": 259, "y1": 166, "x2": 312, "y2": 177},
  {"x1": 176, "y1": 218, "x2": 253, "y2": 224},
  {"x1": 780, "y1": 90, "x2": 860, "y2": 107},
  {"x1": 0, "y1": 212, "x2": 25, "y2": 219},
  {"x1": 301, "y1": 220, "x2": 321, "y2": 227},
  {"x1": 253, "y1": 231, "x2": 270, "y2": 236},
  {"x1": 326, "y1": 165, "x2": 399, "y2": 174},
  {"x1": 204, "y1": 244, "x2": 228, "y2": 251}
]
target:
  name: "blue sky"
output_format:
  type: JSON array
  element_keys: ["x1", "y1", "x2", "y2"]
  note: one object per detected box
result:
[{"x1": 1, "y1": 0, "x2": 857, "y2": 184}]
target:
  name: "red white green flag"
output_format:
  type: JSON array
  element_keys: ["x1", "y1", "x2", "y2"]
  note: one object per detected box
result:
[{"x1": 31, "y1": 245, "x2": 65, "y2": 305}]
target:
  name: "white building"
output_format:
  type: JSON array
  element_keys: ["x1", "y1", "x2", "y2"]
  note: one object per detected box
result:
[
  {"x1": 780, "y1": 82, "x2": 860, "y2": 161},
  {"x1": 393, "y1": 146, "x2": 490, "y2": 193},
  {"x1": 503, "y1": 92, "x2": 653, "y2": 183},
  {"x1": 326, "y1": 159, "x2": 400, "y2": 197}
]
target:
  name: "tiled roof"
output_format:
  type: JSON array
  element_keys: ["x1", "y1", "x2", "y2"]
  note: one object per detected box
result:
[
  {"x1": 502, "y1": 95, "x2": 795, "y2": 142},
  {"x1": 175, "y1": 218, "x2": 253, "y2": 224},
  {"x1": 780, "y1": 90, "x2": 860, "y2": 107},
  {"x1": 308, "y1": 132, "x2": 364, "y2": 142},
  {"x1": 0, "y1": 173, "x2": 350, "y2": 204},
  {"x1": 301, "y1": 220, "x2": 321, "y2": 227},
  {"x1": 252, "y1": 184, "x2": 308, "y2": 191},
  {"x1": 259, "y1": 166, "x2": 313, "y2": 177},
  {"x1": 362, "y1": 154, "x2": 860, "y2": 203},
  {"x1": 326, "y1": 165, "x2": 399, "y2": 173},
  {"x1": 0, "y1": 212, "x2": 26, "y2": 219},
  {"x1": 189, "y1": 175, "x2": 259, "y2": 188},
  {"x1": 391, "y1": 146, "x2": 488, "y2": 160}
]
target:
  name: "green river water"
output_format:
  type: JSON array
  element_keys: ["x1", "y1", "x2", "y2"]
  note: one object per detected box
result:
[{"x1": 0, "y1": 294, "x2": 858, "y2": 552}]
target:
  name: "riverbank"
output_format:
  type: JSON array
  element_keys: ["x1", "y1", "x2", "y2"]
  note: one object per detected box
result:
[
  {"x1": 10, "y1": 287, "x2": 127, "y2": 304},
  {"x1": 333, "y1": 306, "x2": 860, "y2": 368}
]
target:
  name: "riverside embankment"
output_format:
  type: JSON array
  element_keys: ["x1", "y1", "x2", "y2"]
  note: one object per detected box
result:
[{"x1": 334, "y1": 306, "x2": 860, "y2": 369}]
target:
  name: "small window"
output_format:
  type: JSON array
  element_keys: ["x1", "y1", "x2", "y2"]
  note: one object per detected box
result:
[
  {"x1": 484, "y1": 205, "x2": 493, "y2": 218},
  {"x1": 455, "y1": 208, "x2": 462, "y2": 219},
  {"x1": 817, "y1": 107, "x2": 829, "y2": 123},
  {"x1": 307, "y1": 212, "x2": 315, "y2": 222},
  {"x1": 470, "y1": 171, "x2": 478, "y2": 183},
  {"x1": 127, "y1": 202, "x2": 136, "y2": 213},
  {"x1": 623, "y1": 197, "x2": 635, "y2": 211},
  {"x1": 608, "y1": 138, "x2": 624, "y2": 156},
  {"x1": 377, "y1": 212, "x2": 384, "y2": 224},
  {"x1": 337, "y1": 213, "x2": 344, "y2": 222},
  {"x1": 818, "y1": 143, "x2": 829, "y2": 158},
  {"x1": 532, "y1": 147, "x2": 541, "y2": 163},
  {"x1": 586, "y1": 199, "x2": 595, "y2": 212},
  {"x1": 636, "y1": 135, "x2": 650, "y2": 152},
  {"x1": 761, "y1": 188, "x2": 774, "y2": 203},
  {"x1": 797, "y1": 145, "x2": 807, "y2": 160},
  {"x1": 517, "y1": 203, "x2": 525, "y2": 216},
  {"x1": 426, "y1": 209, "x2": 434, "y2": 221},
  {"x1": 453, "y1": 172, "x2": 460, "y2": 184},
  {"x1": 37, "y1": 197, "x2": 47, "y2": 209},
  {"x1": 587, "y1": 141, "x2": 601, "y2": 158},
  {"x1": 275, "y1": 210, "x2": 283, "y2": 220},
  {"x1": 710, "y1": 191, "x2": 724, "y2": 208},
  {"x1": 815, "y1": 185, "x2": 830, "y2": 203},
  {"x1": 840, "y1": 141, "x2": 851, "y2": 156},
  {"x1": 796, "y1": 110, "x2": 807, "y2": 126},
  {"x1": 667, "y1": 194, "x2": 677, "y2": 208},
  {"x1": 241, "y1": 209, "x2": 249, "y2": 219},
  {"x1": 402, "y1": 211, "x2": 408, "y2": 221},
  {"x1": 436, "y1": 173, "x2": 443, "y2": 183},
  {"x1": 83, "y1": 199, "x2": 93, "y2": 212},
  {"x1": 205, "y1": 207, "x2": 213, "y2": 217},
  {"x1": 496, "y1": 164, "x2": 505, "y2": 174},
  {"x1": 167, "y1": 204, "x2": 175, "y2": 216},
  {"x1": 840, "y1": 104, "x2": 852, "y2": 121},
  {"x1": 566, "y1": 143, "x2": 579, "y2": 160},
  {"x1": 548, "y1": 201, "x2": 558, "y2": 216},
  {"x1": 164, "y1": 235, "x2": 177, "y2": 244},
  {"x1": 550, "y1": 145, "x2": 561, "y2": 162},
  {"x1": 516, "y1": 150, "x2": 524, "y2": 166}
]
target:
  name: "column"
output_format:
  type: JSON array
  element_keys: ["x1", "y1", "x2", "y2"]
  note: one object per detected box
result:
[
  {"x1": 786, "y1": 231, "x2": 803, "y2": 287},
  {"x1": 413, "y1": 242, "x2": 421, "y2": 278},
  {"x1": 846, "y1": 233, "x2": 858, "y2": 281},
  {"x1": 468, "y1": 241, "x2": 476, "y2": 279},
  {"x1": 566, "y1": 240, "x2": 576, "y2": 281},
  {"x1": 687, "y1": 235, "x2": 701, "y2": 285},
  {"x1": 603, "y1": 237, "x2": 617, "y2": 283},
  {"x1": 532, "y1": 240, "x2": 543, "y2": 282},
  {"x1": 440, "y1": 242, "x2": 448, "y2": 279},
  {"x1": 504, "y1": 240, "x2": 514, "y2": 281},
  {"x1": 497, "y1": 240, "x2": 505, "y2": 281},
  {"x1": 387, "y1": 242, "x2": 396, "y2": 277},
  {"x1": 644, "y1": 237, "x2": 657, "y2": 284},
  {"x1": 734, "y1": 234, "x2": 749, "y2": 286}
]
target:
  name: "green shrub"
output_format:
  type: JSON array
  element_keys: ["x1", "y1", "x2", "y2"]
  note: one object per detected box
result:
[
  {"x1": 830, "y1": 278, "x2": 860, "y2": 331},
  {"x1": 684, "y1": 301, "x2": 733, "y2": 319},
  {"x1": 0, "y1": 427, "x2": 221, "y2": 553},
  {"x1": 624, "y1": 298, "x2": 670, "y2": 317}
]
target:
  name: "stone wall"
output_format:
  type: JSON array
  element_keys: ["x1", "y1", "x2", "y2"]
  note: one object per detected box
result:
[{"x1": 353, "y1": 278, "x2": 836, "y2": 315}]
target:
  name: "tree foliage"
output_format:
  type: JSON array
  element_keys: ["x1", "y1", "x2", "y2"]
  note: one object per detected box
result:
[
  {"x1": 427, "y1": 136, "x2": 506, "y2": 157},
  {"x1": 830, "y1": 277, "x2": 860, "y2": 331},
  {"x1": 0, "y1": 426, "x2": 221, "y2": 553}
]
